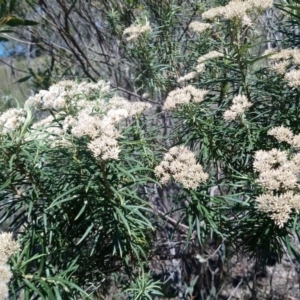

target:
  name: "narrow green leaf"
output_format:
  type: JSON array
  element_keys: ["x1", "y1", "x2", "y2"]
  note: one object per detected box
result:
[
  {"x1": 76, "y1": 223, "x2": 94, "y2": 245},
  {"x1": 6, "y1": 17, "x2": 38, "y2": 27}
]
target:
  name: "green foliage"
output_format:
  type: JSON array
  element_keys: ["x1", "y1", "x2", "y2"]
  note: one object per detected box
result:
[
  {"x1": 0, "y1": 0, "x2": 37, "y2": 41},
  {"x1": 0, "y1": 84, "x2": 157, "y2": 298},
  {"x1": 3, "y1": 0, "x2": 300, "y2": 299},
  {"x1": 122, "y1": 269, "x2": 163, "y2": 300}
]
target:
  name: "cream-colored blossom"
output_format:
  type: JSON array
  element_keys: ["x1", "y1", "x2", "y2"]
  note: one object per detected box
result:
[
  {"x1": 0, "y1": 265, "x2": 12, "y2": 284},
  {"x1": 202, "y1": 6, "x2": 225, "y2": 20},
  {"x1": 254, "y1": 148, "x2": 300, "y2": 191},
  {"x1": 0, "y1": 232, "x2": 19, "y2": 300},
  {"x1": 222, "y1": 0, "x2": 251, "y2": 21},
  {"x1": 154, "y1": 146, "x2": 208, "y2": 189},
  {"x1": 163, "y1": 85, "x2": 208, "y2": 110},
  {"x1": 256, "y1": 193, "x2": 292, "y2": 227},
  {"x1": 99, "y1": 117, "x2": 121, "y2": 138},
  {"x1": 257, "y1": 167, "x2": 298, "y2": 190},
  {"x1": 195, "y1": 63, "x2": 205, "y2": 73},
  {"x1": 267, "y1": 126, "x2": 300, "y2": 149},
  {"x1": 268, "y1": 49, "x2": 300, "y2": 63},
  {"x1": 0, "y1": 108, "x2": 27, "y2": 134},
  {"x1": 197, "y1": 51, "x2": 224, "y2": 64},
  {"x1": 223, "y1": 94, "x2": 252, "y2": 121},
  {"x1": 266, "y1": 49, "x2": 300, "y2": 75},
  {"x1": 268, "y1": 49, "x2": 296, "y2": 62},
  {"x1": 31, "y1": 115, "x2": 54, "y2": 129},
  {"x1": 88, "y1": 136, "x2": 120, "y2": 160},
  {"x1": 76, "y1": 80, "x2": 110, "y2": 95},
  {"x1": 103, "y1": 96, "x2": 151, "y2": 117},
  {"x1": 240, "y1": 14, "x2": 252, "y2": 26},
  {"x1": 247, "y1": 0, "x2": 273, "y2": 11},
  {"x1": 285, "y1": 69, "x2": 300, "y2": 88},
  {"x1": 178, "y1": 71, "x2": 198, "y2": 83},
  {"x1": 253, "y1": 149, "x2": 288, "y2": 173},
  {"x1": 189, "y1": 21, "x2": 212, "y2": 34},
  {"x1": 0, "y1": 282, "x2": 8, "y2": 300},
  {"x1": 268, "y1": 126, "x2": 294, "y2": 144},
  {"x1": 63, "y1": 115, "x2": 77, "y2": 132},
  {"x1": 202, "y1": 0, "x2": 272, "y2": 22},
  {"x1": 123, "y1": 23, "x2": 151, "y2": 42},
  {"x1": 104, "y1": 96, "x2": 131, "y2": 112},
  {"x1": 270, "y1": 61, "x2": 290, "y2": 74},
  {"x1": 71, "y1": 111, "x2": 102, "y2": 138},
  {"x1": 292, "y1": 152, "x2": 300, "y2": 168},
  {"x1": 0, "y1": 233, "x2": 19, "y2": 263},
  {"x1": 107, "y1": 108, "x2": 129, "y2": 124},
  {"x1": 25, "y1": 80, "x2": 152, "y2": 159},
  {"x1": 128, "y1": 102, "x2": 152, "y2": 116},
  {"x1": 256, "y1": 192, "x2": 300, "y2": 227},
  {"x1": 293, "y1": 134, "x2": 300, "y2": 148},
  {"x1": 255, "y1": 127, "x2": 300, "y2": 227},
  {"x1": 269, "y1": 48, "x2": 300, "y2": 65},
  {"x1": 24, "y1": 80, "x2": 110, "y2": 111},
  {"x1": 292, "y1": 49, "x2": 300, "y2": 65}
]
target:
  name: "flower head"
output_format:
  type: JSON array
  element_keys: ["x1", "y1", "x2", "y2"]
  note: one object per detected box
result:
[
  {"x1": 123, "y1": 23, "x2": 151, "y2": 42},
  {"x1": 268, "y1": 126, "x2": 294, "y2": 144},
  {"x1": 0, "y1": 232, "x2": 19, "y2": 263},
  {"x1": 88, "y1": 136, "x2": 120, "y2": 160},
  {"x1": 155, "y1": 146, "x2": 208, "y2": 189},
  {"x1": 197, "y1": 51, "x2": 224, "y2": 64},
  {"x1": 0, "y1": 108, "x2": 27, "y2": 134},
  {"x1": 163, "y1": 85, "x2": 208, "y2": 110},
  {"x1": 202, "y1": 0, "x2": 272, "y2": 22},
  {"x1": 25, "y1": 80, "x2": 110, "y2": 111},
  {"x1": 285, "y1": 69, "x2": 300, "y2": 88},
  {"x1": 256, "y1": 192, "x2": 299, "y2": 227},
  {"x1": 254, "y1": 148, "x2": 300, "y2": 227},
  {"x1": 0, "y1": 232, "x2": 19, "y2": 300},
  {"x1": 178, "y1": 71, "x2": 199, "y2": 83},
  {"x1": 223, "y1": 94, "x2": 252, "y2": 120},
  {"x1": 189, "y1": 21, "x2": 212, "y2": 34}
]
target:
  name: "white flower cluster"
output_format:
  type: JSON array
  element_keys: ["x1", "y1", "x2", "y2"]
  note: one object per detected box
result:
[
  {"x1": 0, "y1": 232, "x2": 19, "y2": 300},
  {"x1": 202, "y1": 0, "x2": 273, "y2": 23},
  {"x1": 25, "y1": 80, "x2": 111, "y2": 111},
  {"x1": 267, "y1": 48, "x2": 299, "y2": 62},
  {"x1": 123, "y1": 23, "x2": 152, "y2": 42},
  {"x1": 178, "y1": 71, "x2": 199, "y2": 83},
  {"x1": 178, "y1": 51, "x2": 223, "y2": 83},
  {"x1": 178, "y1": 51, "x2": 224, "y2": 83},
  {"x1": 188, "y1": 21, "x2": 212, "y2": 34},
  {"x1": 223, "y1": 94, "x2": 252, "y2": 120},
  {"x1": 271, "y1": 61, "x2": 290, "y2": 75},
  {"x1": 26, "y1": 81, "x2": 151, "y2": 161},
  {"x1": 268, "y1": 126, "x2": 300, "y2": 148},
  {"x1": 197, "y1": 51, "x2": 224, "y2": 64},
  {"x1": 285, "y1": 69, "x2": 300, "y2": 88},
  {"x1": 265, "y1": 48, "x2": 300, "y2": 84},
  {"x1": 254, "y1": 148, "x2": 300, "y2": 227},
  {"x1": 154, "y1": 146, "x2": 208, "y2": 189},
  {"x1": 254, "y1": 149, "x2": 300, "y2": 191},
  {"x1": 256, "y1": 192, "x2": 300, "y2": 228},
  {"x1": 0, "y1": 108, "x2": 27, "y2": 134},
  {"x1": 163, "y1": 85, "x2": 208, "y2": 110}
]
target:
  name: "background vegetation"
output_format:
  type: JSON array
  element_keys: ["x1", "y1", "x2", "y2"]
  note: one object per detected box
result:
[{"x1": 1, "y1": 0, "x2": 300, "y2": 299}]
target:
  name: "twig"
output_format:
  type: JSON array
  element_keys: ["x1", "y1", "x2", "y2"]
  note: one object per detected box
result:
[
  {"x1": 227, "y1": 279, "x2": 243, "y2": 300},
  {"x1": 110, "y1": 84, "x2": 158, "y2": 104},
  {"x1": 150, "y1": 205, "x2": 190, "y2": 234}
]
